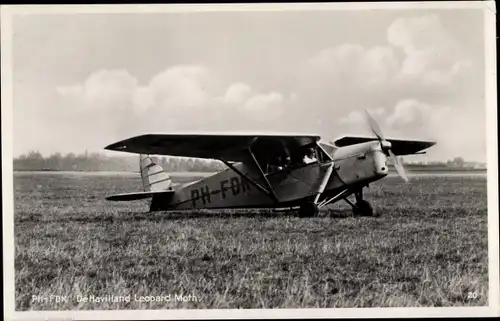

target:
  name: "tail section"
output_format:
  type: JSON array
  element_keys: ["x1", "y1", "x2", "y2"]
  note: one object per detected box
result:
[
  {"x1": 106, "y1": 154, "x2": 175, "y2": 202},
  {"x1": 140, "y1": 155, "x2": 173, "y2": 191}
]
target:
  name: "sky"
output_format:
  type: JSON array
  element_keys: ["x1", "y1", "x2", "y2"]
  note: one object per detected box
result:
[{"x1": 10, "y1": 6, "x2": 488, "y2": 162}]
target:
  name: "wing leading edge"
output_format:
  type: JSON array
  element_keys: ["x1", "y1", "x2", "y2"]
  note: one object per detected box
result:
[
  {"x1": 105, "y1": 134, "x2": 321, "y2": 162},
  {"x1": 334, "y1": 136, "x2": 436, "y2": 155}
]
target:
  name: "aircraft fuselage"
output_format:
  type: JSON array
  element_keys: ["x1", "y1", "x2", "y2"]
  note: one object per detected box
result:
[{"x1": 149, "y1": 141, "x2": 389, "y2": 211}]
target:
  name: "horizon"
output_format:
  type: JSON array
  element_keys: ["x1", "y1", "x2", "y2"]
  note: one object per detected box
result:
[{"x1": 13, "y1": 149, "x2": 487, "y2": 165}]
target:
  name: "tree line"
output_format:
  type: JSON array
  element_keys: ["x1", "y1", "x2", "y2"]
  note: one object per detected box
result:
[
  {"x1": 13, "y1": 151, "x2": 483, "y2": 172},
  {"x1": 14, "y1": 151, "x2": 227, "y2": 172}
]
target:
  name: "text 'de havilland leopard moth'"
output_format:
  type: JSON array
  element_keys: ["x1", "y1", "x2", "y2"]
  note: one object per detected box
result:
[{"x1": 105, "y1": 111, "x2": 435, "y2": 217}]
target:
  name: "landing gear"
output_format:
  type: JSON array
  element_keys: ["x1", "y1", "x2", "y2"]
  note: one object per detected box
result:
[
  {"x1": 343, "y1": 188, "x2": 379, "y2": 217},
  {"x1": 353, "y1": 200, "x2": 375, "y2": 217},
  {"x1": 298, "y1": 202, "x2": 319, "y2": 218},
  {"x1": 298, "y1": 186, "x2": 379, "y2": 218}
]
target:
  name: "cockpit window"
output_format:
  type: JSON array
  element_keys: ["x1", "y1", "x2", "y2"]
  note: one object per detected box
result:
[
  {"x1": 289, "y1": 144, "x2": 329, "y2": 168},
  {"x1": 255, "y1": 142, "x2": 330, "y2": 175}
]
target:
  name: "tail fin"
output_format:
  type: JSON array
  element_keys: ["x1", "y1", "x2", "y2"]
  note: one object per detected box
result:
[
  {"x1": 106, "y1": 154, "x2": 174, "y2": 202},
  {"x1": 140, "y1": 155, "x2": 173, "y2": 191}
]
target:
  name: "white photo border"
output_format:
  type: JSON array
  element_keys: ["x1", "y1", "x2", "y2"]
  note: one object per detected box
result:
[{"x1": 2, "y1": 2, "x2": 498, "y2": 319}]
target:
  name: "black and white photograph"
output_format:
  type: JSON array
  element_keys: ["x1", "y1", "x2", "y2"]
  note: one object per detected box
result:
[{"x1": 2, "y1": 2, "x2": 498, "y2": 320}]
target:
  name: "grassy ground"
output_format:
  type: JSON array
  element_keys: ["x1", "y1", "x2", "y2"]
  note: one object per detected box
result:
[{"x1": 13, "y1": 172, "x2": 488, "y2": 310}]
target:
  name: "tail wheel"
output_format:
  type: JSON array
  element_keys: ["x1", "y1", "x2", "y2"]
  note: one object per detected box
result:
[{"x1": 298, "y1": 203, "x2": 319, "y2": 218}]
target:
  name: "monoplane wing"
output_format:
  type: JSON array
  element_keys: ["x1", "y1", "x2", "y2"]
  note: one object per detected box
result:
[
  {"x1": 334, "y1": 136, "x2": 436, "y2": 155},
  {"x1": 105, "y1": 134, "x2": 321, "y2": 162}
]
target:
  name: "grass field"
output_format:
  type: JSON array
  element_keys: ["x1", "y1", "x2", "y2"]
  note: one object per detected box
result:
[{"x1": 13, "y1": 171, "x2": 488, "y2": 310}]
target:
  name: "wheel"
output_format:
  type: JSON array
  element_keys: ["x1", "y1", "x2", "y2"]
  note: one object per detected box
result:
[
  {"x1": 298, "y1": 203, "x2": 319, "y2": 218},
  {"x1": 353, "y1": 200, "x2": 378, "y2": 217}
]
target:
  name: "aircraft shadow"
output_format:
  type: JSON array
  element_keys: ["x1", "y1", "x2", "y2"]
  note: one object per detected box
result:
[
  {"x1": 108, "y1": 208, "x2": 352, "y2": 222},
  {"x1": 27, "y1": 208, "x2": 352, "y2": 224}
]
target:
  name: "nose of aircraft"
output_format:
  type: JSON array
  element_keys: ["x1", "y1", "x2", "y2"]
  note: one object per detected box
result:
[{"x1": 374, "y1": 150, "x2": 389, "y2": 176}]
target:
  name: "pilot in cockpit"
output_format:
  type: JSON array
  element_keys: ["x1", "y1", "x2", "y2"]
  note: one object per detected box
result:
[
  {"x1": 303, "y1": 147, "x2": 317, "y2": 164},
  {"x1": 267, "y1": 155, "x2": 286, "y2": 173}
]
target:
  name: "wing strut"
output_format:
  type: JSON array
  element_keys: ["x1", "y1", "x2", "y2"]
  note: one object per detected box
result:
[
  {"x1": 220, "y1": 146, "x2": 279, "y2": 203},
  {"x1": 313, "y1": 161, "x2": 335, "y2": 204},
  {"x1": 247, "y1": 147, "x2": 279, "y2": 203},
  {"x1": 317, "y1": 187, "x2": 353, "y2": 209}
]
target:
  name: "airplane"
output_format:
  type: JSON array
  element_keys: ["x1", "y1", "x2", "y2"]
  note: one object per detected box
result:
[{"x1": 104, "y1": 111, "x2": 436, "y2": 217}]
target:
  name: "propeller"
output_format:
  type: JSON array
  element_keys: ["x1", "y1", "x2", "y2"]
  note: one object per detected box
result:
[{"x1": 364, "y1": 110, "x2": 409, "y2": 183}]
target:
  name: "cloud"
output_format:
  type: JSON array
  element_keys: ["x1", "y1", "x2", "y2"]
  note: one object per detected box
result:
[
  {"x1": 303, "y1": 15, "x2": 470, "y2": 102},
  {"x1": 305, "y1": 44, "x2": 400, "y2": 91},
  {"x1": 339, "y1": 110, "x2": 364, "y2": 125},
  {"x1": 387, "y1": 15, "x2": 445, "y2": 54},
  {"x1": 55, "y1": 65, "x2": 290, "y2": 142},
  {"x1": 57, "y1": 69, "x2": 141, "y2": 115},
  {"x1": 147, "y1": 65, "x2": 216, "y2": 110},
  {"x1": 295, "y1": 14, "x2": 472, "y2": 131},
  {"x1": 84, "y1": 70, "x2": 138, "y2": 105},
  {"x1": 386, "y1": 99, "x2": 451, "y2": 129},
  {"x1": 223, "y1": 83, "x2": 252, "y2": 104},
  {"x1": 339, "y1": 108, "x2": 386, "y2": 125},
  {"x1": 132, "y1": 86, "x2": 154, "y2": 112},
  {"x1": 387, "y1": 14, "x2": 469, "y2": 86},
  {"x1": 386, "y1": 100, "x2": 430, "y2": 127},
  {"x1": 244, "y1": 92, "x2": 283, "y2": 110}
]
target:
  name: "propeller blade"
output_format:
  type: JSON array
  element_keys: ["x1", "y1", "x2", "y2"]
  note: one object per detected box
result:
[
  {"x1": 364, "y1": 109, "x2": 408, "y2": 182},
  {"x1": 365, "y1": 109, "x2": 385, "y2": 141},
  {"x1": 388, "y1": 149, "x2": 409, "y2": 182}
]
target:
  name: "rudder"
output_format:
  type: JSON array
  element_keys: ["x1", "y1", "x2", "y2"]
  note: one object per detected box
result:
[{"x1": 139, "y1": 155, "x2": 173, "y2": 191}]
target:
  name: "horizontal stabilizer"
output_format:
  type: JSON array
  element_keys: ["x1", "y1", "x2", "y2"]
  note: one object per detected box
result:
[{"x1": 106, "y1": 190, "x2": 175, "y2": 201}]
